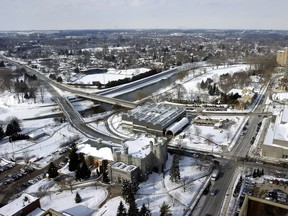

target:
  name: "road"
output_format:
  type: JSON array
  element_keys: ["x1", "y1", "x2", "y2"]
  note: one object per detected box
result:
[
  {"x1": 44, "y1": 81, "x2": 123, "y2": 144},
  {"x1": 193, "y1": 81, "x2": 272, "y2": 216}
]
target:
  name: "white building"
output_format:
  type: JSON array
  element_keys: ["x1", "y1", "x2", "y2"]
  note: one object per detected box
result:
[{"x1": 262, "y1": 106, "x2": 288, "y2": 158}]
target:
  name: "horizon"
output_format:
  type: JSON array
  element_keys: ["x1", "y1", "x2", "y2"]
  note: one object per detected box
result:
[
  {"x1": 1, "y1": 28, "x2": 288, "y2": 32},
  {"x1": 1, "y1": 0, "x2": 288, "y2": 31}
]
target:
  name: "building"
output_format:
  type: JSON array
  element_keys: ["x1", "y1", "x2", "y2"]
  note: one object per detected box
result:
[
  {"x1": 0, "y1": 193, "x2": 41, "y2": 216},
  {"x1": 229, "y1": 87, "x2": 257, "y2": 110},
  {"x1": 122, "y1": 103, "x2": 186, "y2": 136},
  {"x1": 108, "y1": 135, "x2": 167, "y2": 182},
  {"x1": 262, "y1": 105, "x2": 288, "y2": 158},
  {"x1": 239, "y1": 195, "x2": 288, "y2": 216},
  {"x1": 276, "y1": 47, "x2": 288, "y2": 67},
  {"x1": 76, "y1": 138, "x2": 116, "y2": 173}
]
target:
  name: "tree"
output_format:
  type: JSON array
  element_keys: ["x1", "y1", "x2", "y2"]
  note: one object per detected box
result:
[
  {"x1": 5, "y1": 117, "x2": 21, "y2": 136},
  {"x1": 75, "y1": 192, "x2": 82, "y2": 203},
  {"x1": 175, "y1": 84, "x2": 187, "y2": 100},
  {"x1": 0, "y1": 69, "x2": 12, "y2": 92},
  {"x1": 69, "y1": 144, "x2": 78, "y2": 171},
  {"x1": 127, "y1": 199, "x2": 138, "y2": 216},
  {"x1": 47, "y1": 162, "x2": 58, "y2": 178},
  {"x1": 0, "y1": 60, "x2": 5, "y2": 67},
  {"x1": 139, "y1": 203, "x2": 151, "y2": 216},
  {"x1": 76, "y1": 154, "x2": 91, "y2": 180},
  {"x1": 121, "y1": 180, "x2": 139, "y2": 204},
  {"x1": 74, "y1": 67, "x2": 80, "y2": 73},
  {"x1": 117, "y1": 201, "x2": 127, "y2": 216},
  {"x1": 56, "y1": 76, "x2": 63, "y2": 83},
  {"x1": 39, "y1": 83, "x2": 45, "y2": 103},
  {"x1": 0, "y1": 125, "x2": 4, "y2": 140},
  {"x1": 159, "y1": 202, "x2": 172, "y2": 216},
  {"x1": 194, "y1": 126, "x2": 202, "y2": 138},
  {"x1": 169, "y1": 154, "x2": 180, "y2": 182}
]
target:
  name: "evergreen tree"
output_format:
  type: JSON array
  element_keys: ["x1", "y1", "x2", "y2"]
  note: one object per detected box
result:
[
  {"x1": 0, "y1": 125, "x2": 4, "y2": 140},
  {"x1": 76, "y1": 154, "x2": 91, "y2": 180},
  {"x1": 56, "y1": 76, "x2": 63, "y2": 83},
  {"x1": 169, "y1": 154, "x2": 180, "y2": 182},
  {"x1": 5, "y1": 118, "x2": 21, "y2": 136},
  {"x1": 127, "y1": 199, "x2": 138, "y2": 216},
  {"x1": 102, "y1": 170, "x2": 110, "y2": 183},
  {"x1": 139, "y1": 203, "x2": 151, "y2": 216},
  {"x1": 75, "y1": 192, "x2": 82, "y2": 203},
  {"x1": 117, "y1": 201, "x2": 127, "y2": 216},
  {"x1": 159, "y1": 202, "x2": 172, "y2": 216},
  {"x1": 69, "y1": 144, "x2": 78, "y2": 171},
  {"x1": 122, "y1": 180, "x2": 136, "y2": 204},
  {"x1": 48, "y1": 162, "x2": 58, "y2": 178},
  {"x1": 0, "y1": 60, "x2": 5, "y2": 67}
]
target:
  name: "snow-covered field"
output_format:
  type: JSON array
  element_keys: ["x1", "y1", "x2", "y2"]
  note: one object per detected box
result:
[{"x1": 73, "y1": 68, "x2": 150, "y2": 85}]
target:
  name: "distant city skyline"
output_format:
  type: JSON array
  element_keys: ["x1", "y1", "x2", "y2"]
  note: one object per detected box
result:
[{"x1": 1, "y1": 0, "x2": 288, "y2": 31}]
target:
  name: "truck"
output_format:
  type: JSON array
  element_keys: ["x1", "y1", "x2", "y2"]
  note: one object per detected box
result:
[{"x1": 211, "y1": 169, "x2": 220, "y2": 181}]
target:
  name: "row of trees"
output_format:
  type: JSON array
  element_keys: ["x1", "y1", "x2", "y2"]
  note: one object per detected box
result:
[
  {"x1": 118, "y1": 179, "x2": 172, "y2": 216},
  {"x1": 105, "y1": 69, "x2": 159, "y2": 88},
  {"x1": 117, "y1": 200, "x2": 172, "y2": 216}
]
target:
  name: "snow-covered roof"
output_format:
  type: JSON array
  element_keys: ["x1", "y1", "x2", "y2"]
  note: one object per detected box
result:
[
  {"x1": 264, "y1": 106, "x2": 288, "y2": 147},
  {"x1": 29, "y1": 129, "x2": 47, "y2": 139},
  {"x1": 111, "y1": 161, "x2": 138, "y2": 172},
  {"x1": 122, "y1": 136, "x2": 155, "y2": 158},
  {"x1": 0, "y1": 193, "x2": 39, "y2": 216},
  {"x1": 228, "y1": 89, "x2": 242, "y2": 96},
  {"x1": 77, "y1": 144, "x2": 114, "y2": 161},
  {"x1": 166, "y1": 117, "x2": 189, "y2": 136},
  {"x1": 281, "y1": 106, "x2": 288, "y2": 124}
]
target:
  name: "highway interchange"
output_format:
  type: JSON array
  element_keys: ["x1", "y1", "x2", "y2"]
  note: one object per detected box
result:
[{"x1": 1, "y1": 55, "x2": 284, "y2": 216}]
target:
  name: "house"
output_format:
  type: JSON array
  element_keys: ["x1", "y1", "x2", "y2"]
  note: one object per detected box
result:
[
  {"x1": 76, "y1": 139, "x2": 116, "y2": 173},
  {"x1": 232, "y1": 87, "x2": 257, "y2": 110}
]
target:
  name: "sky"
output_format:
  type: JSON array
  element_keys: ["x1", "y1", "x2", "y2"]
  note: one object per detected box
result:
[{"x1": 1, "y1": 0, "x2": 288, "y2": 31}]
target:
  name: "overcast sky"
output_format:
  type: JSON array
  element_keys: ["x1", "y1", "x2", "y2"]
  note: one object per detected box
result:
[{"x1": 1, "y1": 0, "x2": 288, "y2": 31}]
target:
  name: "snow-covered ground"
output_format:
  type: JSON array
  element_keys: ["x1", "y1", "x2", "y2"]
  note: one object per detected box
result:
[
  {"x1": 0, "y1": 62, "x2": 271, "y2": 215},
  {"x1": 18, "y1": 153, "x2": 210, "y2": 216},
  {"x1": 72, "y1": 68, "x2": 150, "y2": 85}
]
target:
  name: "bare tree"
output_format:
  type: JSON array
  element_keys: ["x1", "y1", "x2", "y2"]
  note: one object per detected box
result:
[
  {"x1": 194, "y1": 126, "x2": 202, "y2": 137},
  {"x1": 0, "y1": 69, "x2": 13, "y2": 92},
  {"x1": 175, "y1": 84, "x2": 187, "y2": 100},
  {"x1": 39, "y1": 83, "x2": 45, "y2": 103},
  {"x1": 224, "y1": 128, "x2": 233, "y2": 141}
]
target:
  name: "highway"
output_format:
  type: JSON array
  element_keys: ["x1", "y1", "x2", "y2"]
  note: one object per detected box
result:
[{"x1": 42, "y1": 81, "x2": 123, "y2": 144}]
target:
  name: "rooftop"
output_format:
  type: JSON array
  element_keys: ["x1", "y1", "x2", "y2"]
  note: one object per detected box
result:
[{"x1": 0, "y1": 193, "x2": 39, "y2": 216}]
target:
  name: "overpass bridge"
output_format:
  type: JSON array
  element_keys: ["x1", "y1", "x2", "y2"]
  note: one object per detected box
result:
[
  {"x1": 74, "y1": 91, "x2": 138, "y2": 109},
  {"x1": 0, "y1": 54, "x2": 138, "y2": 109}
]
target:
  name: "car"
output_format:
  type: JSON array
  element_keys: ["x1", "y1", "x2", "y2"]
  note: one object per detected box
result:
[
  {"x1": 210, "y1": 189, "x2": 217, "y2": 196},
  {"x1": 265, "y1": 196, "x2": 275, "y2": 201}
]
